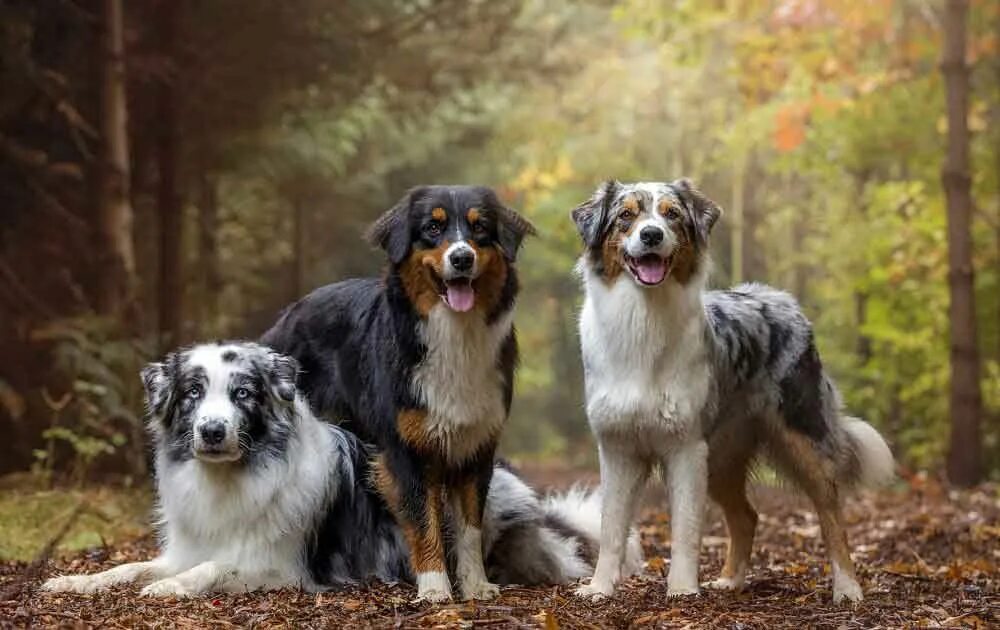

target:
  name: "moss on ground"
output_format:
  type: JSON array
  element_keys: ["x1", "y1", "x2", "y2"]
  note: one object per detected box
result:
[{"x1": 0, "y1": 474, "x2": 151, "y2": 562}]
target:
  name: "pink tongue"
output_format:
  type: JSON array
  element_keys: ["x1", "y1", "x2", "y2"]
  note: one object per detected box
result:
[
  {"x1": 635, "y1": 257, "x2": 666, "y2": 285},
  {"x1": 445, "y1": 283, "x2": 475, "y2": 312}
]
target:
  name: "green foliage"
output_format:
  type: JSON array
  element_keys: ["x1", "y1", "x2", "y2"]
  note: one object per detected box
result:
[
  {"x1": 28, "y1": 317, "x2": 152, "y2": 483},
  {"x1": 2, "y1": 0, "x2": 998, "y2": 478}
]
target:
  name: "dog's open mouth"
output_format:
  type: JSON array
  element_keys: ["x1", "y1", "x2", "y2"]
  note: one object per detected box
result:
[
  {"x1": 438, "y1": 277, "x2": 475, "y2": 313},
  {"x1": 626, "y1": 253, "x2": 671, "y2": 286}
]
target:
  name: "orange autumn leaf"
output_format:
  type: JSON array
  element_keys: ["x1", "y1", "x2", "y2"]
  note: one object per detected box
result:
[{"x1": 773, "y1": 103, "x2": 808, "y2": 152}]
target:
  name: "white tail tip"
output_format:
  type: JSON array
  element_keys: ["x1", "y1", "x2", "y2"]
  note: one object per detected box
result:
[{"x1": 843, "y1": 417, "x2": 895, "y2": 487}]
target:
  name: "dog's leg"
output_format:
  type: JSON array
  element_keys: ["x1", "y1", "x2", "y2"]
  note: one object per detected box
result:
[
  {"x1": 139, "y1": 561, "x2": 238, "y2": 597},
  {"x1": 452, "y1": 455, "x2": 500, "y2": 601},
  {"x1": 816, "y1": 496, "x2": 862, "y2": 603},
  {"x1": 373, "y1": 453, "x2": 452, "y2": 603},
  {"x1": 706, "y1": 435, "x2": 757, "y2": 591},
  {"x1": 774, "y1": 428, "x2": 862, "y2": 603},
  {"x1": 576, "y1": 442, "x2": 648, "y2": 600},
  {"x1": 665, "y1": 438, "x2": 708, "y2": 596},
  {"x1": 43, "y1": 558, "x2": 173, "y2": 594}
]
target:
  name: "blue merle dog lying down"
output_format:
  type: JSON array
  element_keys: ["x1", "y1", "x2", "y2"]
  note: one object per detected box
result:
[{"x1": 43, "y1": 341, "x2": 641, "y2": 598}]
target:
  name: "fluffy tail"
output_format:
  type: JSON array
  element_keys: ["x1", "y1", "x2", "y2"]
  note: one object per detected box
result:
[
  {"x1": 840, "y1": 416, "x2": 895, "y2": 488},
  {"x1": 483, "y1": 468, "x2": 643, "y2": 585},
  {"x1": 541, "y1": 487, "x2": 643, "y2": 577}
]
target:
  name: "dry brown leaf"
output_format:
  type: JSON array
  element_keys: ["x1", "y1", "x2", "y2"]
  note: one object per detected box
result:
[{"x1": 531, "y1": 610, "x2": 559, "y2": 630}]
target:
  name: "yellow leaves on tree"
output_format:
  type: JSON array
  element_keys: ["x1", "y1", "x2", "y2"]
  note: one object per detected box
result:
[{"x1": 509, "y1": 156, "x2": 575, "y2": 205}]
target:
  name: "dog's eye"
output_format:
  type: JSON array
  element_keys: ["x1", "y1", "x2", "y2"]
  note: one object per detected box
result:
[
  {"x1": 184, "y1": 386, "x2": 202, "y2": 400},
  {"x1": 618, "y1": 211, "x2": 634, "y2": 222},
  {"x1": 666, "y1": 208, "x2": 680, "y2": 220},
  {"x1": 234, "y1": 387, "x2": 251, "y2": 400},
  {"x1": 425, "y1": 221, "x2": 442, "y2": 237},
  {"x1": 471, "y1": 222, "x2": 486, "y2": 235}
]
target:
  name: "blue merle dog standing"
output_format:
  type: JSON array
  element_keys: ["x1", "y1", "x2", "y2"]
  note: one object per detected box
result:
[{"x1": 571, "y1": 179, "x2": 894, "y2": 603}]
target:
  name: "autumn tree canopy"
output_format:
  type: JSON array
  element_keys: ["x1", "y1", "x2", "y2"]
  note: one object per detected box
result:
[{"x1": 0, "y1": 0, "x2": 997, "y2": 482}]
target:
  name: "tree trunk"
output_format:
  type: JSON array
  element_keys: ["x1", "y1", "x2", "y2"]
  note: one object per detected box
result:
[
  {"x1": 729, "y1": 145, "x2": 747, "y2": 284},
  {"x1": 941, "y1": 0, "x2": 983, "y2": 486},
  {"x1": 854, "y1": 292, "x2": 872, "y2": 362},
  {"x1": 852, "y1": 171, "x2": 873, "y2": 363},
  {"x1": 290, "y1": 195, "x2": 306, "y2": 301},
  {"x1": 198, "y1": 173, "x2": 220, "y2": 337},
  {"x1": 742, "y1": 161, "x2": 765, "y2": 280},
  {"x1": 156, "y1": 0, "x2": 183, "y2": 351},
  {"x1": 995, "y1": 6, "x2": 1000, "y2": 364},
  {"x1": 95, "y1": 0, "x2": 135, "y2": 317}
]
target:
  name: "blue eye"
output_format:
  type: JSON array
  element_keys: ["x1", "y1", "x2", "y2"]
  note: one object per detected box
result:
[
  {"x1": 235, "y1": 387, "x2": 251, "y2": 400},
  {"x1": 184, "y1": 386, "x2": 202, "y2": 400}
]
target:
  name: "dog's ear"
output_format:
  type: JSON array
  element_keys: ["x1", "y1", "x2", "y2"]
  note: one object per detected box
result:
[
  {"x1": 141, "y1": 358, "x2": 175, "y2": 422},
  {"x1": 571, "y1": 179, "x2": 619, "y2": 248},
  {"x1": 365, "y1": 187, "x2": 424, "y2": 264},
  {"x1": 673, "y1": 178, "x2": 722, "y2": 246},
  {"x1": 483, "y1": 189, "x2": 536, "y2": 262},
  {"x1": 264, "y1": 351, "x2": 299, "y2": 404}
]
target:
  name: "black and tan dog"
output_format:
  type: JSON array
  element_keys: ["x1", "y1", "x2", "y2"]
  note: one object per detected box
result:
[{"x1": 262, "y1": 185, "x2": 536, "y2": 602}]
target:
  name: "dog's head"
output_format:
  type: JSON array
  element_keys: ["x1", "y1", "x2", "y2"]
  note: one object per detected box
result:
[
  {"x1": 571, "y1": 179, "x2": 721, "y2": 287},
  {"x1": 366, "y1": 185, "x2": 536, "y2": 316},
  {"x1": 141, "y1": 342, "x2": 299, "y2": 465}
]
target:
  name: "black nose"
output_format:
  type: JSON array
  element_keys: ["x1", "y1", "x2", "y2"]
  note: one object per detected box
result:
[
  {"x1": 639, "y1": 226, "x2": 664, "y2": 247},
  {"x1": 199, "y1": 420, "x2": 226, "y2": 446},
  {"x1": 449, "y1": 248, "x2": 475, "y2": 272}
]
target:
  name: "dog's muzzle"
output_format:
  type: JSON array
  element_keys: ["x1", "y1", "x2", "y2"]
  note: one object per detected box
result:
[
  {"x1": 440, "y1": 242, "x2": 478, "y2": 313},
  {"x1": 625, "y1": 222, "x2": 672, "y2": 287},
  {"x1": 193, "y1": 417, "x2": 240, "y2": 462}
]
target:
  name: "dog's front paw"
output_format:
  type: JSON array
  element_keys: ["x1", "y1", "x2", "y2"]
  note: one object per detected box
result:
[
  {"x1": 666, "y1": 578, "x2": 700, "y2": 597},
  {"x1": 140, "y1": 577, "x2": 195, "y2": 598},
  {"x1": 413, "y1": 587, "x2": 453, "y2": 604},
  {"x1": 461, "y1": 580, "x2": 500, "y2": 601},
  {"x1": 42, "y1": 575, "x2": 104, "y2": 595},
  {"x1": 705, "y1": 575, "x2": 745, "y2": 591},
  {"x1": 832, "y1": 577, "x2": 863, "y2": 604},
  {"x1": 575, "y1": 580, "x2": 615, "y2": 601},
  {"x1": 414, "y1": 572, "x2": 453, "y2": 604}
]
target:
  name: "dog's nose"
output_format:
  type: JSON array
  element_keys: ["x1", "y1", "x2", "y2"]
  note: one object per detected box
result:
[
  {"x1": 639, "y1": 226, "x2": 664, "y2": 247},
  {"x1": 199, "y1": 420, "x2": 227, "y2": 446},
  {"x1": 449, "y1": 248, "x2": 475, "y2": 273}
]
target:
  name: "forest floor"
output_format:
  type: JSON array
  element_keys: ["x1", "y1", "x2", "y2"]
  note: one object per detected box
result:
[{"x1": 0, "y1": 468, "x2": 997, "y2": 629}]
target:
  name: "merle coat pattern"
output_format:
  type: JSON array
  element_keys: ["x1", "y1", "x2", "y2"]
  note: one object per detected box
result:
[
  {"x1": 570, "y1": 179, "x2": 894, "y2": 604},
  {"x1": 43, "y1": 342, "x2": 634, "y2": 598}
]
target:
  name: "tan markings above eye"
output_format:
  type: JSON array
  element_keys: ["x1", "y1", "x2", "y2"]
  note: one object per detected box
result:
[
  {"x1": 431, "y1": 207, "x2": 446, "y2": 222},
  {"x1": 467, "y1": 207, "x2": 480, "y2": 223},
  {"x1": 622, "y1": 196, "x2": 639, "y2": 212}
]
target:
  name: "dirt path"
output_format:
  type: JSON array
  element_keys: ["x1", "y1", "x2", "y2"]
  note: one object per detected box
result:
[{"x1": 2, "y1": 477, "x2": 997, "y2": 629}]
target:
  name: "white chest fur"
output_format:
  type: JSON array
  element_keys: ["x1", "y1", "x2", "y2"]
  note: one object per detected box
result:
[
  {"x1": 578, "y1": 264, "x2": 712, "y2": 448},
  {"x1": 412, "y1": 304, "x2": 511, "y2": 465},
  {"x1": 155, "y1": 409, "x2": 334, "y2": 583}
]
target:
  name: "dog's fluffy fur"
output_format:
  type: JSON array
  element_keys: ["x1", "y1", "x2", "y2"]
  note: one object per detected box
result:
[
  {"x1": 43, "y1": 342, "x2": 639, "y2": 598},
  {"x1": 260, "y1": 186, "x2": 541, "y2": 602},
  {"x1": 570, "y1": 180, "x2": 894, "y2": 603}
]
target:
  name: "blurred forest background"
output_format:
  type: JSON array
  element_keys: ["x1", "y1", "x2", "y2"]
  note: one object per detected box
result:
[{"x1": 1, "y1": 0, "x2": 998, "y2": 492}]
